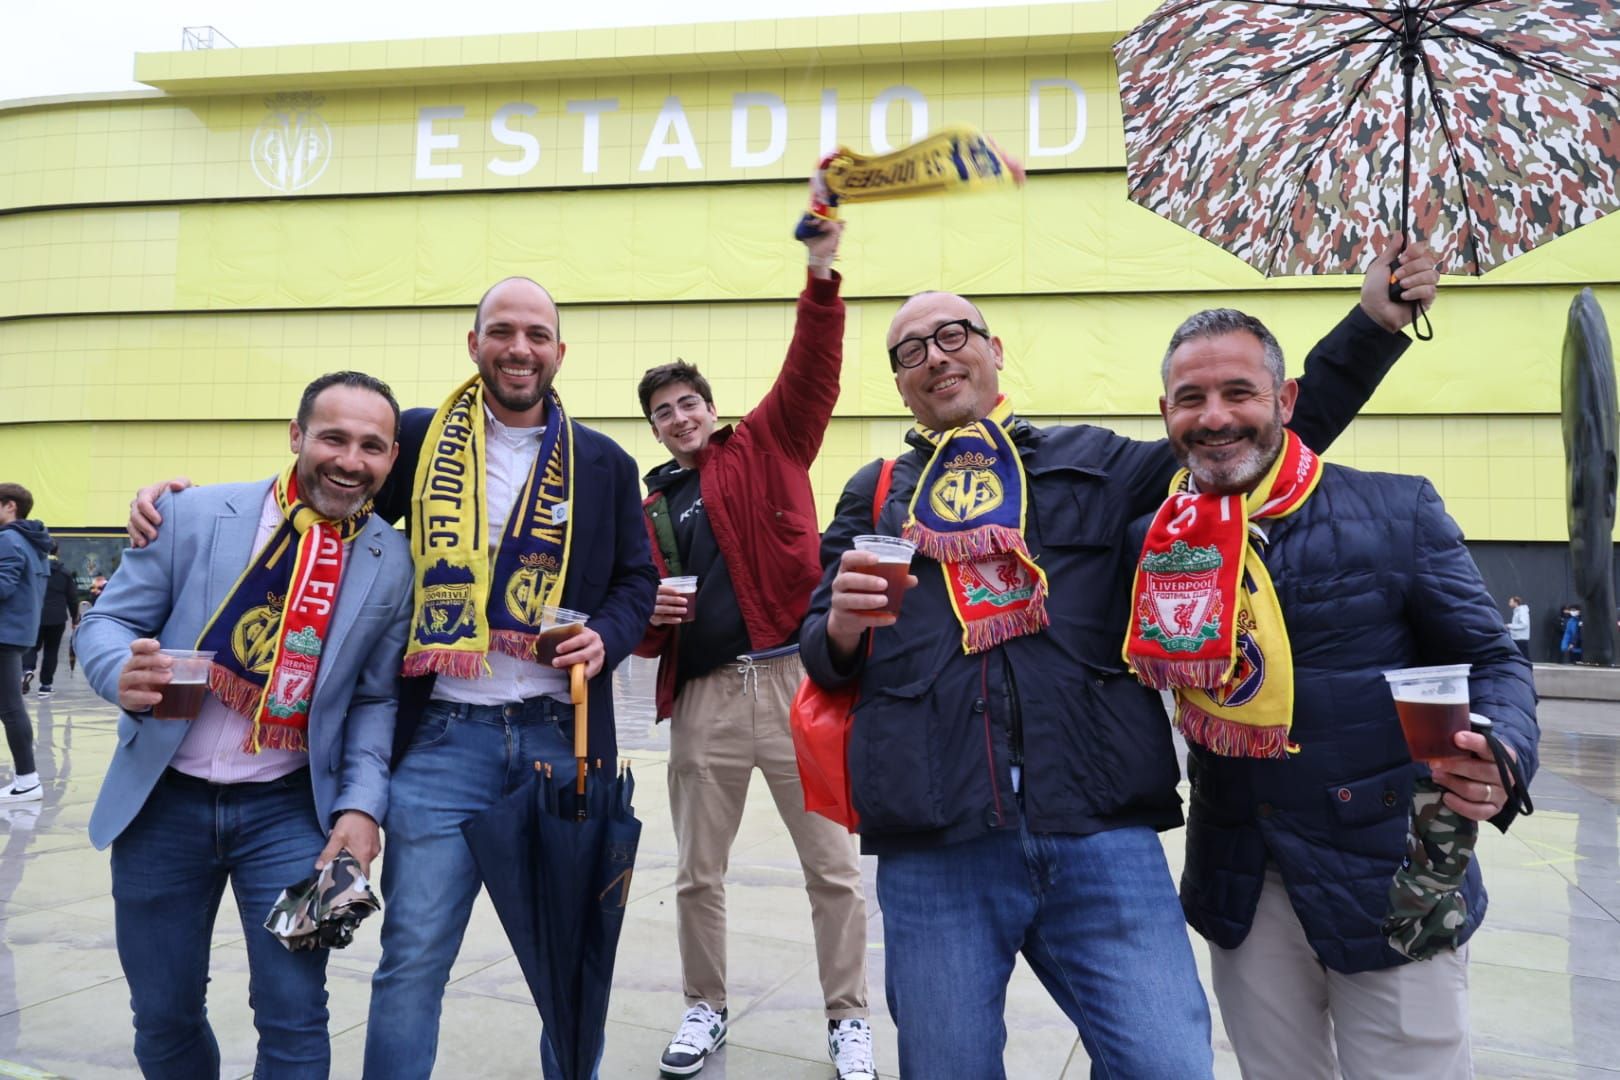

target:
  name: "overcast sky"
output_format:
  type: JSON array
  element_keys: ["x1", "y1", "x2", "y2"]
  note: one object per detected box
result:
[{"x1": 1, "y1": 0, "x2": 1047, "y2": 104}]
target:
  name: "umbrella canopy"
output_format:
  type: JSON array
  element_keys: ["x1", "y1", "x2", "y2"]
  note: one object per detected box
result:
[
  {"x1": 1113, "y1": 1, "x2": 1620, "y2": 278},
  {"x1": 1383, "y1": 778, "x2": 1478, "y2": 959},
  {"x1": 460, "y1": 665, "x2": 642, "y2": 1080},
  {"x1": 462, "y1": 764, "x2": 641, "y2": 1079}
]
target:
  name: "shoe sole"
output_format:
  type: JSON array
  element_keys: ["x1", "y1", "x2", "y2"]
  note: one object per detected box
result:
[{"x1": 659, "y1": 1031, "x2": 727, "y2": 1078}]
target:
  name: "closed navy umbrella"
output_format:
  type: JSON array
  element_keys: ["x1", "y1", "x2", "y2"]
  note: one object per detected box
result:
[{"x1": 461, "y1": 666, "x2": 642, "y2": 1080}]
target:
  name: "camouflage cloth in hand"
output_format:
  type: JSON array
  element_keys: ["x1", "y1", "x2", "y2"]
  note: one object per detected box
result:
[
  {"x1": 1383, "y1": 778, "x2": 1478, "y2": 961},
  {"x1": 264, "y1": 849, "x2": 381, "y2": 952}
]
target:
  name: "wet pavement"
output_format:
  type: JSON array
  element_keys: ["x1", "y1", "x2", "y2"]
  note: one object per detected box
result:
[{"x1": 0, "y1": 662, "x2": 1616, "y2": 1078}]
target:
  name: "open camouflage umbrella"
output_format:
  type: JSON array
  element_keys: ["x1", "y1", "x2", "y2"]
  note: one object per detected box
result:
[
  {"x1": 460, "y1": 666, "x2": 642, "y2": 1080},
  {"x1": 1113, "y1": 1, "x2": 1620, "y2": 281}
]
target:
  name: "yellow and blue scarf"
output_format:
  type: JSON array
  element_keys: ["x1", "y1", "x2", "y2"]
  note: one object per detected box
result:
[
  {"x1": 197, "y1": 464, "x2": 370, "y2": 752},
  {"x1": 404, "y1": 375, "x2": 575, "y2": 678},
  {"x1": 1123, "y1": 430, "x2": 1322, "y2": 758},
  {"x1": 902, "y1": 397, "x2": 1049, "y2": 654}
]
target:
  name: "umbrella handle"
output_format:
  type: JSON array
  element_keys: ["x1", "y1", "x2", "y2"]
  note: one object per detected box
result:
[{"x1": 571, "y1": 664, "x2": 589, "y2": 811}]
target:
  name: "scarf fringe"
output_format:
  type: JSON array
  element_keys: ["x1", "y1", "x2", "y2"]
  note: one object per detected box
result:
[
  {"x1": 1128, "y1": 656, "x2": 1236, "y2": 692},
  {"x1": 904, "y1": 521, "x2": 1023, "y2": 564},
  {"x1": 242, "y1": 721, "x2": 309, "y2": 754},
  {"x1": 963, "y1": 579, "x2": 1051, "y2": 654},
  {"x1": 209, "y1": 665, "x2": 266, "y2": 721},
  {"x1": 491, "y1": 630, "x2": 542, "y2": 662},
  {"x1": 1177, "y1": 700, "x2": 1296, "y2": 759},
  {"x1": 403, "y1": 651, "x2": 487, "y2": 680}
]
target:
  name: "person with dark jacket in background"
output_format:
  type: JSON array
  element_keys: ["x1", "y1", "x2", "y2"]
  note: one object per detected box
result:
[
  {"x1": 633, "y1": 220, "x2": 875, "y2": 1080},
  {"x1": 1136, "y1": 309, "x2": 1537, "y2": 1079},
  {"x1": 22, "y1": 541, "x2": 79, "y2": 696},
  {"x1": 0, "y1": 482, "x2": 51, "y2": 804},
  {"x1": 800, "y1": 244, "x2": 1438, "y2": 1079}
]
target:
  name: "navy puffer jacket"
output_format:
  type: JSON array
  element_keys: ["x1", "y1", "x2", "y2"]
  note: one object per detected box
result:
[{"x1": 1172, "y1": 466, "x2": 1538, "y2": 974}]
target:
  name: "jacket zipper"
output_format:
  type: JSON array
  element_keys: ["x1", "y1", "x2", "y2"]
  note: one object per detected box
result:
[{"x1": 979, "y1": 657, "x2": 1004, "y2": 826}]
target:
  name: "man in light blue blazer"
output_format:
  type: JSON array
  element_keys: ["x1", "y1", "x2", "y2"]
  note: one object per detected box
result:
[{"x1": 78, "y1": 371, "x2": 414, "y2": 1079}]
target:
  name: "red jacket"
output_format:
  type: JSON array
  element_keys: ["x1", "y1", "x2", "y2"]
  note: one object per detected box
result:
[{"x1": 637, "y1": 271, "x2": 844, "y2": 718}]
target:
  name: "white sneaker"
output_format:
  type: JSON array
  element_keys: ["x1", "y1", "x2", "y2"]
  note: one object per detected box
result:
[
  {"x1": 0, "y1": 784, "x2": 42, "y2": 805},
  {"x1": 828, "y1": 1017, "x2": 877, "y2": 1080},
  {"x1": 660, "y1": 1002, "x2": 727, "y2": 1077}
]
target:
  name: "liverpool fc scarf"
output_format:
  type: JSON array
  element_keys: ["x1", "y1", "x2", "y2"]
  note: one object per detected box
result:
[
  {"x1": 902, "y1": 397, "x2": 1049, "y2": 654},
  {"x1": 1123, "y1": 430, "x2": 1323, "y2": 758},
  {"x1": 404, "y1": 375, "x2": 575, "y2": 678},
  {"x1": 196, "y1": 465, "x2": 369, "y2": 753}
]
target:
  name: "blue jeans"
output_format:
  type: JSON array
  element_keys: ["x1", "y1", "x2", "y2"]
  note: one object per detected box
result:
[
  {"x1": 110, "y1": 768, "x2": 330, "y2": 1079},
  {"x1": 876, "y1": 823, "x2": 1213, "y2": 1079},
  {"x1": 364, "y1": 698, "x2": 599, "y2": 1080}
]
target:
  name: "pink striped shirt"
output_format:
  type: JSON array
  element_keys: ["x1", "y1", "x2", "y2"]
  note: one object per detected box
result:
[{"x1": 169, "y1": 487, "x2": 352, "y2": 784}]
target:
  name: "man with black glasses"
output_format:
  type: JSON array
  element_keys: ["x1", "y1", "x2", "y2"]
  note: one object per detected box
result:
[{"x1": 799, "y1": 243, "x2": 1440, "y2": 1079}]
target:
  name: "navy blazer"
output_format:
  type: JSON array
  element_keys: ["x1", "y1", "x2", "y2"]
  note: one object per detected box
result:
[{"x1": 374, "y1": 406, "x2": 658, "y2": 764}]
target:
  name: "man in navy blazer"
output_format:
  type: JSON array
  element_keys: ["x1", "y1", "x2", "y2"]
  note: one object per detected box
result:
[{"x1": 81, "y1": 372, "x2": 414, "y2": 1079}]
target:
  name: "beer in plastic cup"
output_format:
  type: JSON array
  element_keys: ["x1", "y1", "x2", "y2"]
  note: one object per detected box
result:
[
  {"x1": 535, "y1": 606, "x2": 589, "y2": 666},
  {"x1": 661, "y1": 576, "x2": 699, "y2": 623},
  {"x1": 852, "y1": 535, "x2": 917, "y2": 618},
  {"x1": 1382, "y1": 664, "x2": 1472, "y2": 766},
  {"x1": 154, "y1": 649, "x2": 216, "y2": 720}
]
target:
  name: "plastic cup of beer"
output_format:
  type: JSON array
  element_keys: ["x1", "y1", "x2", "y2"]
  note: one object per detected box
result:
[
  {"x1": 1382, "y1": 664, "x2": 1472, "y2": 766},
  {"x1": 535, "y1": 606, "x2": 589, "y2": 666},
  {"x1": 660, "y1": 576, "x2": 699, "y2": 623},
  {"x1": 154, "y1": 649, "x2": 215, "y2": 720},
  {"x1": 852, "y1": 535, "x2": 918, "y2": 619}
]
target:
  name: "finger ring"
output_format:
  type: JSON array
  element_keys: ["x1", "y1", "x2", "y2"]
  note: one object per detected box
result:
[{"x1": 1484, "y1": 784, "x2": 1493, "y2": 803}]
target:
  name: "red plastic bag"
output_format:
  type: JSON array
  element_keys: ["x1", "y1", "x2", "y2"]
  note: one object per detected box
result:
[{"x1": 789, "y1": 458, "x2": 894, "y2": 833}]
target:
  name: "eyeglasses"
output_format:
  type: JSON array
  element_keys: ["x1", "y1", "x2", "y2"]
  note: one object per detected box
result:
[{"x1": 888, "y1": 319, "x2": 990, "y2": 369}]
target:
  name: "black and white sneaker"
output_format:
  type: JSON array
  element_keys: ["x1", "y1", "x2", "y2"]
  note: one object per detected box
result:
[
  {"x1": 0, "y1": 784, "x2": 42, "y2": 805},
  {"x1": 659, "y1": 1002, "x2": 727, "y2": 1077},
  {"x1": 20, "y1": 670, "x2": 32, "y2": 693},
  {"x1": 37, "y1": 685, "x2": 52, "y2": 697},
  {"x1": 829, "y1": 1017, "x2": 877, "y2": 1080}
]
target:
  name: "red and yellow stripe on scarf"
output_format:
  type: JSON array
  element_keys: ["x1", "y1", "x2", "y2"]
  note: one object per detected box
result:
[
  {"x1": 196, "y1": 465, "x2": 367, "y2": 752},
  {"x1": 1122, "y1": 430, "x2": 1322, "y2": 758}
]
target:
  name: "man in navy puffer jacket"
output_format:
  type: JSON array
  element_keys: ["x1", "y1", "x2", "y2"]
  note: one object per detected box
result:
[{"x1": 1145, "y1": 309, "x2": 1537, "y2": 1080}]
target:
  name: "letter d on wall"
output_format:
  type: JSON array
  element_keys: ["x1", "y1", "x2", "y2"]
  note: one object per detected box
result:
[
  {"x1": 731, "y1": 92, "x2": 787, "y2": 169},
  {"x1": 1028, "y1": 79, "x2": 1086, "y2": 159}
]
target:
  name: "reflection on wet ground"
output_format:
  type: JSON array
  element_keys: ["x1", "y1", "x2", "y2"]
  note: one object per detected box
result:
[{"x1": 0, "y1": 663, "x2": 1615, "y2": 1077}]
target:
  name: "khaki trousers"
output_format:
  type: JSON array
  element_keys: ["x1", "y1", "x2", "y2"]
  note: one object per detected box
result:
[
  {"x1": 1211, "y1": 870, "x2": 1472, "y2": 1080},
  {"x1": 668, "y1": 651, "x2": 869, "y2": 1018}
]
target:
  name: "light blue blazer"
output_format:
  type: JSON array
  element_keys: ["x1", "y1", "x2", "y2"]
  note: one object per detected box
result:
[{"x1": 78, "y1": 480, "x2": 413, "y2": 850}]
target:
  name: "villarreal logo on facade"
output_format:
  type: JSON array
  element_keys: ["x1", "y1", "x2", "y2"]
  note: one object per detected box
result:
[
  {"x1": 928, "y1": 451, "x2": 1004, "y2": 524},
  {"x1": 504, "y1": 552, "x2": 559, "y2": 630},
  {"x1": 232, "y1": 592, "x2": 286, "y2": 674},
  {"x1": 1136, "y1": 540, "x2": 1224, "y2": 653}
]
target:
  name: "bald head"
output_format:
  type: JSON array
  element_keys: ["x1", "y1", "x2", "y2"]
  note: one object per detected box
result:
[
  {"x1": 886, "y1": 291, "x2": 988, "y2": 350},
  {"x1": 474, "y1": 277, "x2": 561, "y2": 337}
]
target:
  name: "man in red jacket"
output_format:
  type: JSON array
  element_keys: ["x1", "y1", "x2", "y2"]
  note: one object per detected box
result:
[{"x1": 635, "y1": 219, "x2": 874, "y2": 1080}]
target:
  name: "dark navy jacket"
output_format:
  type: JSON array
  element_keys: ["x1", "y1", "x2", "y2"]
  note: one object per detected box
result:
[
  {"x1": 374, "y1": 406, "x2": 658, "y2": 764},
  {"x1": 1173, "y1": 466, "x2": 1538, "y2": 973},
  {"x1": 800, "y1": 307, "x2": 1410, "y2": 857}
]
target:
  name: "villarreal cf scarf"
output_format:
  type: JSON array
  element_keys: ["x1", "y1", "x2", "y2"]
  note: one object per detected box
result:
[
  {"x1": 902, "y1": 397, "x2": 1049, "y2": 654},
  {"x1": 196, "y1": 465, "x2": 368, "y2": 753},
  {"x1": 1122, "y1": 430, "x2": 1323, "y2": 759},
  {"x1": 403, "y1": 375, "x2": 575, "y2": 678}
]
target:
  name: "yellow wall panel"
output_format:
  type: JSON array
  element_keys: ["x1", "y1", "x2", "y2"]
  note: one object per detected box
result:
[
  {"x1": 6, "y1": 288, "x2": 1619, "y2": 427},
  {"x1": 5, "y1": 174, "x2": 1616, "y2": 323}
]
